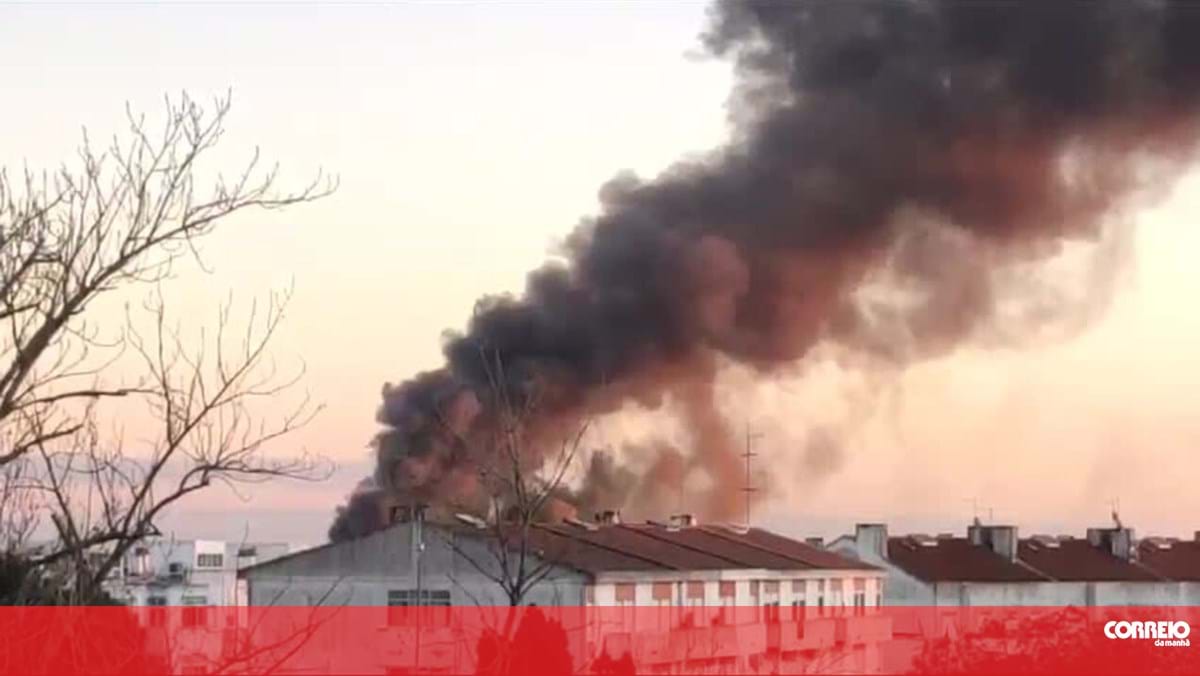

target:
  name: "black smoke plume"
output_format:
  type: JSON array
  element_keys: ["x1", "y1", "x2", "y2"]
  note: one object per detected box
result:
[{"x1": 330, "y1": 1, "x2": 1200, "y2": 540}]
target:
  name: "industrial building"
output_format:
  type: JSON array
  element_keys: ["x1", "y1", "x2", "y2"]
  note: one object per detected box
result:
[
  {"x1": 240, "y1": 509, "x2": 886, "y2": 611},
  {"x1": 236, "y1": 508, "x2": 893, "y2": 673},
  {"x1": 827, "y1": 520, "x2": 1200, "y2": 606}
]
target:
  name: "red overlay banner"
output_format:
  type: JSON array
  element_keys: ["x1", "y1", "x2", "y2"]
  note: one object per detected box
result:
[{"x1": 0, "y1": 606, "x2": 1196, "y2": 674}]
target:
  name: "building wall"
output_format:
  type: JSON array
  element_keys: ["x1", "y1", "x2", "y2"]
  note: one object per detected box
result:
[
  {"x1": 242, "y1": 522, "x2": 587, "y2": 607},
  {"x1": 107, "y1": 538, "x2": 290, "y2": 607},
  {"x1": 589, "y1": 570, "x2": 885, "y2": 611},
  {"x1": 829, "y1": 535, "x2": 933, "y2": 605},
  {"x1": 830, "y1": 530, "x2": 1200, "y2": 607},
  {"x1": 932, "y1": 582, "x2": 1086, "y2": 607}
]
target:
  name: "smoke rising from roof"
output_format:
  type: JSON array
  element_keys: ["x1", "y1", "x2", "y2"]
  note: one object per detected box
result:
[{"x1": 330, "y1": 1, "x2": 1200, "y2": 541}]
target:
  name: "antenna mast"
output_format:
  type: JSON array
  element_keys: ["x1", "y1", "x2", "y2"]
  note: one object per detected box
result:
[{"x1": 742, "y1": 424, "x2": 762, "y2": 526}]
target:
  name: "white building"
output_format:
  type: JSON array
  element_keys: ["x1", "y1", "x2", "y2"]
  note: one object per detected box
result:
[
  {"x1": 241, "y1": 510, "x2": 885, "y2": 611},
  {"x1": 238, "y1": 509, "x2": 892, "y2": 673},
  {"x1": 828, "y1": 521, "x2": 1200, "y2": 607},
  {"x1": 105, "y1": 538, "x2": 290, "y2": 607}
]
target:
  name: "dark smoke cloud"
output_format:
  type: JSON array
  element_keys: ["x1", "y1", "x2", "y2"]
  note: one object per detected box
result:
[{"x1": 330, "y1": 1, "x2": 1200, "y2": 540}]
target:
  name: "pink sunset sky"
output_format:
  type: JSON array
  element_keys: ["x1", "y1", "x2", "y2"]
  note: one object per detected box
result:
[{"x1": 4, "y1": 2, "x2": 1200, "y2": 547}]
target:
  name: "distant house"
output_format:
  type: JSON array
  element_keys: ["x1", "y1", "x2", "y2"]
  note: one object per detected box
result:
[
  {"x1": 104, "y1": 538, "x2": 290, "y2": 607},
  {"x1": 828, "y1": 522, "x2": 1200, "y2": 606}
]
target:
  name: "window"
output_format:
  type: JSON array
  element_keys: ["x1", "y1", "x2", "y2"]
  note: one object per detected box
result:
[
  {"x1": 196, "y1": 553, "x2": 224, "y2": 569},
  {"x1": 715, "y1": 581, "x2": 735, "y2": 625},
  {"x1": 387, "y1": 589, "x2": 450, "y2": 625},
  {"x1": 615, "y1": 583, "x2": 635, "y2": 606},
  {"x1": 147, "y1": 598, "x2": 167, "y2": 628},
  {"x1": 387, "y1": 589, "x2": 450, "y2": 606},
  {"x1": 763, "y1": 601, "x2": 781, "y2": 624},
  {"x1": 853, "y1": 578, "x2": 867, "y2": 615},
  {"x1": 815, "y1": 580, "x2": 826, "y2": 616},
  {"x1": 718, "y1": 581, "x2": 735, "y2": 601},
  {"x1": 651, "y1": 582, "x2": 671, "y2": 605},
  {"x1": 762, "y1": 581, "x2": 779, "y2": 596},
  {"x1": 792, "y1": 599, "x2": 807, "y2": 623},
  {"x1": 686, "y1": 581, "x2": 705, "y2": 606},
  {"x1": 182, "y1": 598, "x2": 207, "y2": 629}
]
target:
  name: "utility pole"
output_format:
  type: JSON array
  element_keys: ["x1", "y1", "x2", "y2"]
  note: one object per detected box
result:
[{"x1": 742, "y1": 424, "x2": 762, "y2": 527}]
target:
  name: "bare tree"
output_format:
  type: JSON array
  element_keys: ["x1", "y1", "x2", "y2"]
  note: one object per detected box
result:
[
  {"x1": 0, "y1": 91, "x2": 336, "y2": 601},
  {"x1": 444, "y1": 350, "x2": 590, "y2": 608}
]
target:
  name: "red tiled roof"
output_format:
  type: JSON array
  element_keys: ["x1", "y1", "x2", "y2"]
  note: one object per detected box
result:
[
  {"x1": 1017, "y1": 539, "x2": 1165, "y2": 582},
  {"x1": 732, "y1": 527, "x2": 876, "y2": 570},
  {"x1": 886, "y1": 537, "x2": 1049, "y2": 583},
  {"x1": 528, "y1": 523, "x2": 876, "y2": 575},
  {"x1": 1138, "y1": 540, "x2": 1200, "y2": 581}
]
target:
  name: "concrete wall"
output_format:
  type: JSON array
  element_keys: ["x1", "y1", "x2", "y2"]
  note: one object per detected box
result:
[
  {"x1": 242, "y1": 522, "x2": 586, "y2": 607},
  {"x1": 828, "y1": 534, "x2": 934, "y2": 605},
  {"x1": 106, "y1": 538, "x2": 290, "y2": 607}
]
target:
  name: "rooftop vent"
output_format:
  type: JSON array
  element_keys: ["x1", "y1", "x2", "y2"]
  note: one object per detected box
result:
[
  {"x1": 455, "y1": 513, "x2": 487, "y2": 529},
  {"x1": 565, "y1": 517, "x2": 598, "y2": 532},
  {"x1": 1030, "y1": 535, "x2": 1061, "y2": 549},
  {"x1": 668, "y1": 514, "x2": 695, "y2": 530},
  {"x1": 596, "y1": 510, "x2": 622, "y2": 525}
]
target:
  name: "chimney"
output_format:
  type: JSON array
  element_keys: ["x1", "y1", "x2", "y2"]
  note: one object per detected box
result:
[
  {"x1": 968, "y1": 524, "x2": 1019, "y2": 561},
  {"x1": 1088, "y1": 526, "x2": 1136, "y2": 561},
  {"x1": 596, "y1": 510, "x2": 621, "y2": 526},
  {"x1": 855, "y1": 524, "x2": 888, "y2": 561},
  {"x1": 805, "y1": 537, "x2": 824, "y2": 548}
]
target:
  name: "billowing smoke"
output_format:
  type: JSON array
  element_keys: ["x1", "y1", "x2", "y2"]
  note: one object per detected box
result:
[{"x1": 330, "y1": 1, "x2": 1200, "y2": 540}]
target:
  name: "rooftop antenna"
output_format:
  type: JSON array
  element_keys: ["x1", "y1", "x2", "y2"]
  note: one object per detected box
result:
[
  {"x1": 964, "y1": 497, "x2": 994, "y2": 524},
  {"x1": 742, "y1": 424, "x2": 762, "y2": 527},
  {"x1": 1111, "y1": 497, "x2": 1123, "y2": 529}
]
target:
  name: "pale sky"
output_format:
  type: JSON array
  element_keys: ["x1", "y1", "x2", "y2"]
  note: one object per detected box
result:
[{"x1": 4, "y1": 2, "x2": 1200, "y2": 548}]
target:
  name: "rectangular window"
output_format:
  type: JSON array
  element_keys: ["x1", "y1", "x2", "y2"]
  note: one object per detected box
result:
[
  {"x1": 762, "y1": 580, "x2": 780, "y2": 595},
  {"x1": 718, "y1": 581, "x2": 735, "y2": 601},
  {"x1": 763, "y1": 601, "x2": 781, "y2": 624},
  {"x1": 388, "y1": 589, "x2": 450, "y2": 625},
  {"x1": 651, "y1": 582, "x2": 671, "y2": 604},
  {"x1": 615, "y1": 583, "x2": 635, "y2": 605},
  {"x1": 854, "y1": 591, "x2": 867, "y2": 615},
  {"x1": 148, "y1": 596, "x2": 167, "y2": 607},
  {"x1": 816, "y1": 580, "x2": 826, "y2": 616},
  {"x1": 196, "y1": 553, "x2": 224, "y2": 569},
  {"x1": 792, "y1": 599, "x2": 807, "y2": 622},
  {"x1": 182, "y1": 606, "x2": 207, "y2": 628},
  {"x1": 686, "y1": 581, "x2": 705, "y2": 606},
  {"x1": 748, "y1": 580, "x2": 760, "y2": 598}
]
